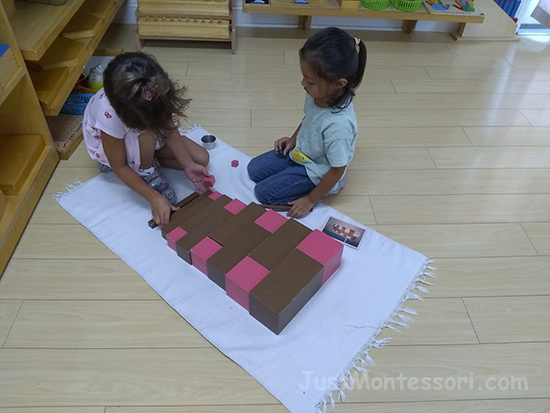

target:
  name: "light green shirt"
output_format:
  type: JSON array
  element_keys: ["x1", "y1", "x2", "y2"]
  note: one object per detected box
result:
[{"x1": 291, "y1": 94, "x2": 357, "y2": 189}]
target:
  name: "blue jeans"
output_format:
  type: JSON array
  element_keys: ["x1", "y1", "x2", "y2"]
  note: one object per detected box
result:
[{"x1": 247, "y1": 150, "x2": 316, "y2": 205}]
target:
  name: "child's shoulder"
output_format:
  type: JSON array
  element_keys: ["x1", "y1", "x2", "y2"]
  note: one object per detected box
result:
[
  {"x1": 89, "y1": 89, "x2": 117, "y2": 118},
  {"x1": 86, "y1": 88, "x2": 128, "y2": 137}
]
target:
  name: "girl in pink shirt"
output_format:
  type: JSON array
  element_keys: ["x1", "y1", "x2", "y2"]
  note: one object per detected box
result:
[{"x1": 83, "y1": 52, "x2": 209, "y2": 225}]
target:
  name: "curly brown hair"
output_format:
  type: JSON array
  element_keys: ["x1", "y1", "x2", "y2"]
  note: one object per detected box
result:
[{"x1": 103, "y1": 52, "x2": 190, "y2": 139}]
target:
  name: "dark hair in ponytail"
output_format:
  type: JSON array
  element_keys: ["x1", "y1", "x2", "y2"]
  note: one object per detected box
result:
[
  {"x1": 299, "y1": 27, "x2": 367, "y2": 111},
  {"x1": 103, "y1": 52, "x2": 190, "y2": 139}
]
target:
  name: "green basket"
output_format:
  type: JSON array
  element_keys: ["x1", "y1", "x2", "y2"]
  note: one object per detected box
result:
[
  {"x1": 390, "y1": 0, "x2": 422, "y2": 11},
  {"x1": 361, "y1": 0, "x2": 389, "y2": 9}
]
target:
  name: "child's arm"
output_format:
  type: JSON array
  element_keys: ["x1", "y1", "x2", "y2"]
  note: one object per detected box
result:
[
  {"x1": 163, "y1": 128, "x2": 208, "y2": 192},
  {"x1": 287, "y1": 166, "x2": 346, "y2": 218},
  {"x1": 101, "y1": 131, "x2": 177, "y2": 225}
]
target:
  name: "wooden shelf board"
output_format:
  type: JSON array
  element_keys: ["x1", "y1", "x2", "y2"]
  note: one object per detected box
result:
[
  {"x1": 0, "y1": 66, "x2": 23, "y2": 106},
  {"x1": 30, "y1": 66, "x2": 72, "y2": 109},
  {"x1": 62, "y1": 11, "x2": 102, "y2": 40},
  {"x1": 137, "y1": 11, "x2": 232, "y2": 19},
  {"x1": 0, "y1": 134, "x2": 45, "y2": 195},
  {"x1": 139, "y1": 8, "x2": 230, "y2": 17},
  {"x1": 58, "y1": 128, "x2": 83, "y2": 160},
  {"x1": 0, "y1": 144, "x2": 57, "y2": 276},
  {"x1": 243, "y1": 0, "x2": 485, "y2": 23},
  {"x1": 9, "y1": 0, "x2": 86, "y2": 61},
  {"x1": 138, "y1": 34, "x2": 232, "y2": 42},
  {"x1": 80, "y1": 0, "x2": 116, "y2": 19},
  {"x1": 26, "y1": 36, "x2": 87, "y2": 72},
  {"x1": 0, "y1": 190, "x2": 6, "y2": 222}
]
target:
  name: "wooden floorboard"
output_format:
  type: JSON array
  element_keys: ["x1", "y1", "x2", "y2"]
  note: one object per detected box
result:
[{"x1": 1, "y1": 24, "x2": 549, "y2": 412}]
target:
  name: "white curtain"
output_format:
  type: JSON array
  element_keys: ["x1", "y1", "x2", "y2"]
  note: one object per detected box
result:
[{"x1": 532, "y1": 0, "x2": 550, "y2": 27}]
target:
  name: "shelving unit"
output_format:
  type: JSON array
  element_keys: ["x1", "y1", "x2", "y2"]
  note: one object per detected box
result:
[
  {"x1": 8, "y1": 0, "x2": 123, "y2": 116},
  {"x1": 136, "y1": 0, "x2": 237, "y2": 53},
  {"x1": 0, "y1": 2, "x2": 58, "y2": 277},
  {"x1": 243, "y1": 0, "x2": 484, "y2": 33}
]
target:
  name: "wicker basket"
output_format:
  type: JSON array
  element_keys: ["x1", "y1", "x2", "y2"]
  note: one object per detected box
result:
[
  {"x1": 21, "y1": 0, "x2": 69, "y2": 5},
  {"x1": 390, "y1": 0, "x2": 422, "y2": 11},
  {"x1": 361, "y1": 0, "x2": 389, "y2": 9}
]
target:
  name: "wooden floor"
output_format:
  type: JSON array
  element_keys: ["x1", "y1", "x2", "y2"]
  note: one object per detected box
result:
[{"x1": 1, "y1": 24, "x2": 550, "y2": 412}]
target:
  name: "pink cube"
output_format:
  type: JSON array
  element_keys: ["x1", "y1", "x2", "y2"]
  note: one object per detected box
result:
[
  {"x1": 231, "y1": 160, "x2": 239, "y2": 167},
  {"x1": 226, "y1": 257, "x2": 270, "y2": 310},
  {"x1": 224, "y1": 199, "x2": 247, "y2": 215},
  {"x1": 297, "y1": 229, "x2": 343, "y2": 284},
  {"x1": 204, "y1": 175, "x2": 216, "y2": 188},
  {"x1": 255, "y1": 209, "x2": 287, "y2": 234},
  {"x1": 190, "y1": 237, "x2": 223, "y2": 275},
  {"x1": 166, "y1": 227, "x2": 187, "y2": 251}
]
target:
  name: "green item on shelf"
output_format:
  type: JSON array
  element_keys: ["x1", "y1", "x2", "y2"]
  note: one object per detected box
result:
[
  {"x1": 390, "y1": 0, "x2": 422, "y2": 11},
  {"x1": 361, "y1": 0, "x2": 390, "y2": 9}
]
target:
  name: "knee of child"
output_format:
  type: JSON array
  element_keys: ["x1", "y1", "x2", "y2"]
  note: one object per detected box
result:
[
  {"x1": 198, "y1": 148, "x2": 210, "y2": 167},
  {"x1": 254, "y1": 184, "x2": 270, "y2": 204},
  {"x1": 247, "y1": 158, "x2": 260, "y2": 183}
]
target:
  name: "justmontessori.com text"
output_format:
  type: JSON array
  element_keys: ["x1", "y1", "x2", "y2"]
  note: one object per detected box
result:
[{"x1": 298, "y1": 371, "x2": 528, "y2": 392}]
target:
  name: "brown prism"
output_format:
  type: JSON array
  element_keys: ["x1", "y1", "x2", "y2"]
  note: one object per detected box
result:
[
  {"x1": 175, "y1": 207, "x2": 234, "y2": 263},
  {"x1": 206, "y1": 223, "x2": 271, "y2": 289},
  {"x1": 161, "y1": 190, "x2": 213, "y2": 239},
  {"x1": 249, "y1": 219, "x2": 312, "y2": 270},
  {"x1": 209, "y1": 203, "x2": 266, "y2": 246},
  {"x1": 249, "y1": 249, "x2": 324, "y2": 335}
]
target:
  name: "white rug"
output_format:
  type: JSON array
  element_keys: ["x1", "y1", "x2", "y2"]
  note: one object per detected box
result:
[{"x1": 56, "y1": 125, "x2": 433, "y2": 413}]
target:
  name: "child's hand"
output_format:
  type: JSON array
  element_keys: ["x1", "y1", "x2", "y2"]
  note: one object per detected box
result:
[
  {"x1": 151, "y1": 196, "x2": 179, "y2": 225},
  {"x1": 287, "y1": 196, "x2": 314, "y2": 218},
  {"x1": 183, "y1": 163, "x2": 209, "y2": 192},
  {"x1": 274, "y1": 137, "x2": 295, "y2": 156}
]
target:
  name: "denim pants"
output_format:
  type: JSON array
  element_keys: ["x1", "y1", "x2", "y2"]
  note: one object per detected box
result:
[{"x1": 247, "y1": 150, "x2": 316, "y2": 205}]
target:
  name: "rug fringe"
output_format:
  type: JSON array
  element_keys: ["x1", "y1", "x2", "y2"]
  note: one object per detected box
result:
[
  {"x1": 52, "y1": 180, "x2": 88, "y2": 202},
  {"x1": 313, "y1": 257, "x2": 435, "y2": 413}
]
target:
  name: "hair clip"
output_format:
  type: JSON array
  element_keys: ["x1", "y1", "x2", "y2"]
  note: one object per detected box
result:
[{"x1": 142, "y1": 90, "x2": 153, "y2": 101}]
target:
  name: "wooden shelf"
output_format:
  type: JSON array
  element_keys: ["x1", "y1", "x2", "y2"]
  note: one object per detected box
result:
[
  {"x1": 136, "y1": 0, "x2": 236, "y2": 52},
  {"x1": 139, "y1": 0, "x2": 230, "y2": 17},
  {"x1": 0, "y1": 190, "x2": 6, "y2": 221},
  {"x1": 62, "y1": 11, "x2": 102, "y2": 40},
  {"x1": 138, "y1": 17, "x2": 230, "y2": 40},
  {"x1": 26, "y1": 36, "x2": 87, "y2": 72},
  {"x1": 0, "y1": 64, "x2": 22, "y2": 106},
  {"x1": 0, "y1": 144, "x2": 57, "y2": 274},
  {"x1": 0, "y1": 3, "x2": 59, "y2": 277},
  {"x1": 8, "y1": 0, "x2": 85, "y2": 61},
  {"x1": 243, "y1": 0, "x2": 485, "y2": 23},
  {"x1": 27, "y1": 0, "x2": 122, "y2": 116},
  {"x1": 0, "y1": 134, "x2": 45, "y2": 195}
]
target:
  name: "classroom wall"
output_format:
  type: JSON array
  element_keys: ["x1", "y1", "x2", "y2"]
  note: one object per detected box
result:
[{"x1": 115, "y1": 0, "x2": 460, "y2": 32}]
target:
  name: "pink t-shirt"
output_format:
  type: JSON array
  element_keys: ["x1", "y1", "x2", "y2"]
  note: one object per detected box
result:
[{"x1": 82, "y1": 88, "x2": 146, "y2": 170}]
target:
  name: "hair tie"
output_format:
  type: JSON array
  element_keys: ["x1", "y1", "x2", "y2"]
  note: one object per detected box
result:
[
  {"x1": 354, "y1": 37, "x2": 360, "y2": 47},
  {"x1": 142, "y1": 90, "x2": 153, "y2": 101}
]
